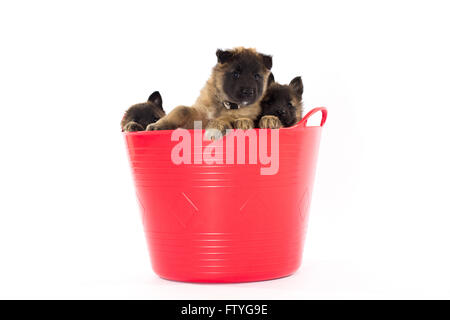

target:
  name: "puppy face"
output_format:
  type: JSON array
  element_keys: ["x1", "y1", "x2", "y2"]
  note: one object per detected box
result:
[
  {"x1": 215, "y1": 48, "x2": 272, "y2": 108},
  {"x1": 121, "y1": 91, "x2": 166, "y2": 131},
  {"x1": 260, "y1": 76, "x2": 303, "y2": 127}
]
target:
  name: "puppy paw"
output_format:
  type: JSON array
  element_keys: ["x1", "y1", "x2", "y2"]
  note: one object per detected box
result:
[
  {"x1": 123, "y1": 121, "x2": 144, "y2": 132},
  {"x1": 204, "y1": 128, "x2": 224, "y2": 141},
  {"x1": 146, "y1": 123, "x2": 159, "y2": 131},
  {"x1": 146, "y1": 121, "x2": 175, "y2": 131},
  {"x1": 204, "y1": 119, "x2": 231, "y2": 140},
  {"x1": 259, "y1": 115, "x2": 283, "y2": 129},
  {"x1": 233, "y1": 118, "x2": 254, "y2": 130}
]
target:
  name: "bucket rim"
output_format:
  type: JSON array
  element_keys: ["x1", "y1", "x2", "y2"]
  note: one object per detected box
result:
[{"x1": 122, "y1": 107, "x2": 327, "y2": 136}]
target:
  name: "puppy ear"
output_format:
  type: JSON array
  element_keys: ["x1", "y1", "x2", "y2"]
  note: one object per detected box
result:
[
  {"x1": 260, "y1": 54, "x2": 273, "y2": 70},
  {"x1": 289, "y1": 77, "x2": 303, "y2": 97},
  {"x1": 148, "y1": 91, "x2": 163, "y2": 109},
  {"x1": 216, "y1": 49, "x2": 234, "y2": 64},
  {"x1": 267, "y1": 73, "x2": 275, "y2": 86}
]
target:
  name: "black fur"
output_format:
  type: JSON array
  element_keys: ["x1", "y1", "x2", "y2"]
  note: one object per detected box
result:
[
  {"x1": 148, "y1": 91, "x2": 163, "y2": 109},
  {"x1": 267, "y1": 72, "x2": 275, "y2": 86},
  {"x1": 219, "y1": 50, "x2": 272, "y2": 106},
  {"x1": 260, "y1": 54, "x2": 272, "y2": 70},
  {"x1": 289, "y1": 76, "x2": 303, "y2": 96},
  {"x1": 216, "y1": 49, "x2": 234, "y2": 64},
  {"x1": 121, "y1": 91, "x2": 166, "y2": 132},
  {"x1": 257, "y1": 77, "x2": 303, "y2": 128}
]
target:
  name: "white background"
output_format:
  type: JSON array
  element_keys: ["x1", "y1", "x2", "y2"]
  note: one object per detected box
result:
[{"x1": 1, "y1": 0, "x2": 449, "y2": 299}]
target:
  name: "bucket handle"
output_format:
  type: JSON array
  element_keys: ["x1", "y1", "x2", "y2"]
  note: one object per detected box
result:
[{"x1": 300, "y1": 107, "x2": 328, "y2": 127}]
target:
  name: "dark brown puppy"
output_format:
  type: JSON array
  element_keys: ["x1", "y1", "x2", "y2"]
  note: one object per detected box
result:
[
  {"x1": 121, "y1": 91, "x2": 166, "y2": 132},
  {"x1": 257, "y1": 74, "x2": 303, "y2": 129},
  {"x1": 147, "y1": 47, "x2": 273, "y2": 139}
]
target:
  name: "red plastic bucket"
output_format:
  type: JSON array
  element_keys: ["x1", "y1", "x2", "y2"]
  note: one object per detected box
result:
[{"x1": 124, "y1": 107, "x2": 327, "y2": 283}]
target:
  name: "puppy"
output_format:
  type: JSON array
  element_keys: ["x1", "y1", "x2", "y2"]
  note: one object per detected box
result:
[
  {"x1": 257, "y1": 74, "x2": 303, "y2": 129},
  {"x1": 147, "y1": 47, "x2": 273, "y2": 139},
  {"x1": 121, "y1": 91, "x2": 166, "y2": 132}
]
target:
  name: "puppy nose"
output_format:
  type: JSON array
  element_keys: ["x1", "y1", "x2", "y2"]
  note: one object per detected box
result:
[{"x1": 240, "y1": 87, "x2": 255, "y2": 96}]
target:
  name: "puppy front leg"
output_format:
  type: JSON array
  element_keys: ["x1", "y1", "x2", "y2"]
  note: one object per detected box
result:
[
  {"x1": 146, "y1": 106, "x2": 198, "y2": 130},
  {"x1": 204, "y1": 116, "x2": 233, "y2": 140}
]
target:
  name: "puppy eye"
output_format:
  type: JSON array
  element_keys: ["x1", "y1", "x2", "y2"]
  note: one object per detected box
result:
[
  {"x1": 287, "y1": 102, "x2": 293, "y2": 107},
  {"x1": 254, "y1": 74, "x2": 261, "y2": 80},
  {"x1": 232, "y1": 71, "x2": 240, "y2": 79}
]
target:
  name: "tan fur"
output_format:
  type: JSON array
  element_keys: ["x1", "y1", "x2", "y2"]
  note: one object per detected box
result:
[
  {"x1": 256, "y1": 80, "x2": 304, "y2": 129},
  {"x1": 295, "y1": 97, "x2": 304, "y2": 122},
  {"x1": 259, "y1": 115, "x2": 283, "y2": 129},
  {"x1": 147, "y1": 47, "x2": 271, "y2": 135}
]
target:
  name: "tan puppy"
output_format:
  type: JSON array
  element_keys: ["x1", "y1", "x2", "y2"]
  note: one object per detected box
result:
[{"x1": 147, "y1": 47, "x2": 273, "y2": 139}]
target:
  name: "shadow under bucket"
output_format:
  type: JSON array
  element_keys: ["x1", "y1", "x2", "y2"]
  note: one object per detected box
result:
[{"x1": 124, "y1": 107, "x2": 327, "y2": 283}]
